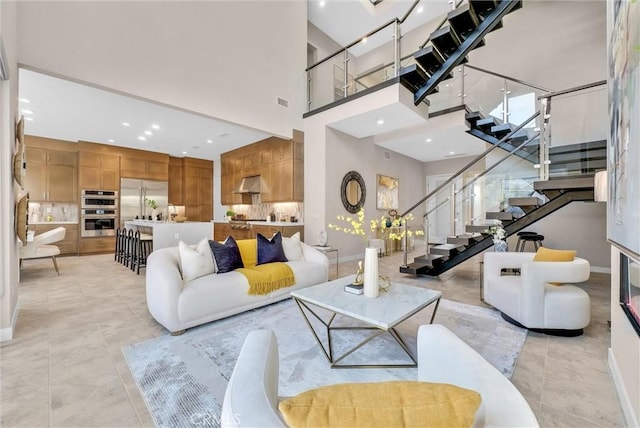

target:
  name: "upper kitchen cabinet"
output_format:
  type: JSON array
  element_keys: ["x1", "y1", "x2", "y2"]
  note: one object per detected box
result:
[
  {"x1": 182, "y1": 157, "x2": 213, "y2": 221},
  {"x1": 120, "y1": 148, "x2": 169, "y2": 181},
  {"x1": 78, "y1": 142, "x2": 120, "y2": 190},
  {"x1": 220, "y1": 133, "x2": 304, "y2": 204},
  {"x1": 168, "y1": 156, "x2": 184, "y2": 205},
  {"x1": 24, "y1": 136, "x2": 77, "y2": 202}
]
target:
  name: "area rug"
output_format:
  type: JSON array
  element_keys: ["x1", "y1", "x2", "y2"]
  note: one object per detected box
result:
[{"x1": 124, "y1": 298, "x2": 527, "y2": 428}]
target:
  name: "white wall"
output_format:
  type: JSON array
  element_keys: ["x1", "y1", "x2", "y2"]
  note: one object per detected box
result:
[
  {"x1": 0, "y1": 0, "x2": 21, "y2": 341},
  {"x1": 16, "y1": 1, "x2": 307, "y2": 139}
]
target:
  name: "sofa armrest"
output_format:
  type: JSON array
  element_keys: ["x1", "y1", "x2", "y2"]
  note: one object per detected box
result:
[
  {"x1": 221, "y1": 330, "x2": 286, "y2": 428},
  {"x1": 300, "y1": 242, "x2": 330, "y2": 278},
  {"x1": 146, "y1": 247, "x2": 185, "y2": 333},
  {"x1": 417, "y1": 324, "x2": 538, "y2": 427}
]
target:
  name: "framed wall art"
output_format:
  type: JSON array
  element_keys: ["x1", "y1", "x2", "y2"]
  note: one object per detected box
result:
[{"x1": 376, "y1": 174, "x2": 399, "y2": 210}]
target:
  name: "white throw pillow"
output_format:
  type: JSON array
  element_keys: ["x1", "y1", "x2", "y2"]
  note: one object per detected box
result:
[
  {"x1": 282, "y1": 232, "x2": 304, "y2": 261},
  {"x1": 178, "y1": 239, "x2": 216, "y2": 282}
]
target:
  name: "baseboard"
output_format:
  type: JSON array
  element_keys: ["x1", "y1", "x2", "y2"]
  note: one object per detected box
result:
[
  {"x1": 0, "y1": 300, "x2": 20, "y2": 342},
  {"x1": 608, "y1": 348, "x2": 639, "y2": 427},
  {"x1": 591, "y1": 266, "x2": 611, "y2": 274}
]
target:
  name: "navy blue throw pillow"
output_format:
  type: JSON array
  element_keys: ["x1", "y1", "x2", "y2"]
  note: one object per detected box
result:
[
  {"x1": 257, "y1": 232, "x2": 288, "y2": 265},
  {"x1": 208, "y1": 236, "x2": 244, "y2": 273}
]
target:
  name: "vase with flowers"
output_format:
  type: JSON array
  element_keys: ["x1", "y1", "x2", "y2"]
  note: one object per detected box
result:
[
  {"x1": 328, "y1": 208, "x2": 424, "y2": 297},
  {"x1": 485, "y1": 220, "x2": 508, "y2": 252}
]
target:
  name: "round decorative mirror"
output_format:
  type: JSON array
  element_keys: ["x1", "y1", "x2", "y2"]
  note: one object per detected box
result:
[{"x1": 340, "y1": 171, "x2": 366, "y2": 213}]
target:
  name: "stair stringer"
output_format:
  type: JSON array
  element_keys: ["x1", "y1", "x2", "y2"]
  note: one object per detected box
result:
[
  {"x1": 414, "y1": 0, "x2": 520, "y2": 105},
  {"x1": 415, "y1": 188, "x2": 595, "y2": 277}
]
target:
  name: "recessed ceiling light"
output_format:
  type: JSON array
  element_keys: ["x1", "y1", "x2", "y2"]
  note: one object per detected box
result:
[
  {"x1": 449, "y1": 151, "x2": 456, "y2": 155},
  {"x1": 182, "y1": 151, "x2": 188, "y2": 155},
  {"x1": 122, "y1": 122, "x2": 131, "y2": 127},
  {"x1": 151, "y1": 124, "x2": 160, "y2": 130},
  {"x1": 21, "y1": 109, "x2": 33, "y2": 115},
  {"x1": 19, "y1": 98, "x2": 30, "y2": 103},
  {"x1": 362, "y1": 37, "x2": 368, "y2": 44},
  {"x1": 426, "y1": 138, "x2": 432, "y2": 142},
  {"x1": 417, "y1": 5, "x2": 424, "y2": 13},
  {"x1": 319, "y1": 0, "x2": 325, "y2": 6},
  {"x1": 377, "y1": 119, "x2": 384, "y2": 125},
  {"x1": 144, "y1": 130, "x2": 153, "y2": 136},
  {"x1": 108, "y1": 139, "x2": 115, "y2": 143},
  {"x1": 138, "y1": 136, "x2": 146, "y2": 141},
  {"x1": 207, "y1": 139, "x2": 213, "y2": 144},
  {"x1": 24, "y1": 117, "x2": 34, "y2": 121}
]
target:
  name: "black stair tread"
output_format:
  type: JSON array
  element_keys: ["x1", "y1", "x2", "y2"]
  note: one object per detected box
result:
[
  {"x1": 413, "y1": 45, "x2": 446, "y2": 77},
  {"x1": 465, "y1": 111, "x2": 484, "y2": 128},
  {"x1": 468, "y1": 0, "x2": 504, "y2": 31},
  {"x1": 508, "y1": 196, "x2": 543, "y2": 207},
  {"x1": 447, "y1": 236, "x2": 473, "y2": 245},
  {"x1": 399, "y1": 64, "x2": 429, "y2": 91},
  {"x1": 533, "y1": 176, "x2": 594, "y2": 192},
  {"x1": 486, "y1": 211, "x2": 514, "y2": 221},
  {"x1": 447, "y1": 4, "x2": 486, "y2": 48},
  {"x1": 429, "y1": 25, "x2": 462, "y2": 59},
  {"x1": 413, "y1": 254, "x2": 444, "y2": 266},
  {"x1": 400, "y1": 263, "x2": 432, "y2": 275},
  {"x1": 491, "y1": 123, "x2": 512, "y2": 137},
  {"x1": 476, "y1": 117, "x2": 498, "y2": 130},
  {"x1": 465, "y1": 224, "x2": 496, "y2": 233}
]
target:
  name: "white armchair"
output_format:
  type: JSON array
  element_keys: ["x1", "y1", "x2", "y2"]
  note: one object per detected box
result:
[
  {"x1": 20, "y1": 226, "x2": 66, "y2": 275},
  {"x1": 483, "y1": 252, "x2": 590, "y2": 336}
]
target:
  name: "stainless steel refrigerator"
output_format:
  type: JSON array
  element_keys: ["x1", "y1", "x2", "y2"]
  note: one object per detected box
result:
[{"x1": 120, "y1": 178, "x2": 169, "y2": 226}]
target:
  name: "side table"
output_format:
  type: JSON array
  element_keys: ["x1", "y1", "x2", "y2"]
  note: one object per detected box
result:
[{"x1": 312, "y1": 246, "x2": 339, "y2": 279}]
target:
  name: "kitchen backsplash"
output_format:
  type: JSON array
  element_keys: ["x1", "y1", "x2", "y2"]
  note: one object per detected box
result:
[
  {"x1": 29, "y1": 202, "x2": 79, "y2": 223},
  {"x1": 229, "y1": 196, "x2": 303, "y2": 222}
]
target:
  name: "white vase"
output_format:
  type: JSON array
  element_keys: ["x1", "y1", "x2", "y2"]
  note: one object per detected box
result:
[{"x1": 363, "y1": 247, "x2": 379, "y2": 298}]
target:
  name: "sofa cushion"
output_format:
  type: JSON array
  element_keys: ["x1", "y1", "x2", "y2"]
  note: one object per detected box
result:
[
  {"x1": 282, "y1": 232, "x2": 304, "y2": 261},
  {"x1": 533, "y1": 247, "x2": 576, "y2": 262},
  {"x1": 178, "y1": 239, "x2": 216, "y2": 282},
  {"x1": 278, "y1": 381, "x2": 481, "y2": 427},
  {"x1": 209, "y1": 236, "x2": 244, "y2": 273},
  {"x1": 257, "y1": 232, "x2": 288, "y2": 265},
  {"x1": 237, "y1": 239, "x2": 257, "y2": 267}
]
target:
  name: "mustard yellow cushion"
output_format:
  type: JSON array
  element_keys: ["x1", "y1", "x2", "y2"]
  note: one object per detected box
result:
[
  {"x1": 533, "y1": 247, "x2": 576, "y2": 262},
  {"x1": 236, "y1": 239, "x2": 257, "y2": 267},
  {"x1": 278, "y1": 381, "x2": 481, "y2": 428}
]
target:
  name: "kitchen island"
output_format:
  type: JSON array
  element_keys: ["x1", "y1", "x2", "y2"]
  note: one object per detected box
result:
[{"x1": 124, "y1": 220, "x2": 212, "y2": 250}]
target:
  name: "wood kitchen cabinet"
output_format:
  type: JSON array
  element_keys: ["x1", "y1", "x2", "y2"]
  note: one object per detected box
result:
[
  {"x1": 24, "y1": 137, "x2": 77, "y2": 202},
  {"x1": 182, "y1": 157, "x2": 213, "y2": 222},
  {"x1": 120, "y1": 151, "x2": 169, "y2": 181},
  {"x1": 80, "y1": 236, "x2": 115, "y2": 254},
  {"x1": 29, "y1": 223, "x2": 78, "y2": 255},
  {"x1": 78, "y1": 143, "x2": 120, "y2": 191},
  {"x1": 252, "y1": 224, "x2": 304, "y2": 241},
  {"x1": 213, "y1": 222, "x2": 230, "y2": 241},
  {"x1": 168, "y1": 156, "x2": 184, "y2": 205},
  {"x1": 220, "y1": 134, "x2": 304, "y2": 204}
]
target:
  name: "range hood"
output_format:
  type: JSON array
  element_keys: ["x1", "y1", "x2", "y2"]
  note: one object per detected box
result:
[{"x1": 234, "y1": 175, "x2": 262, "y2": 194}]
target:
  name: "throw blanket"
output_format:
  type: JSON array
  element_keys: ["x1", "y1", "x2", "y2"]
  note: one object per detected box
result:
[{"x1": 237, "y1": 263, "x2": 296, "y2": 296}]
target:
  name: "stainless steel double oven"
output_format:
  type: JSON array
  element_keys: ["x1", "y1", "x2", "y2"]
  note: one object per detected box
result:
[{"x1": 81, "y1": 190, "x2": 118, "y2": 237}]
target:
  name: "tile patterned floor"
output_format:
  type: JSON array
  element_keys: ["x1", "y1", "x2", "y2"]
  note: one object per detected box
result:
[{"x1": 1, "y1": 246, "x2": 624, "y2": 427}]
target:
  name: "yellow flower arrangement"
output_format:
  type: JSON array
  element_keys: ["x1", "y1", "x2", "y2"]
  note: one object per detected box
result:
[{"x1": 328, "y1": 208, "x2": 424, "y2": 245}]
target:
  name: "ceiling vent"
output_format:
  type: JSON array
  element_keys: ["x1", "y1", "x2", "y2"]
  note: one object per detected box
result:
[
  {"x1": 384, "y1": 151, "x2": 391, "y2": 160},
  {"x1": 276, "y1": 97, "x2": 289, "y2": 108}
]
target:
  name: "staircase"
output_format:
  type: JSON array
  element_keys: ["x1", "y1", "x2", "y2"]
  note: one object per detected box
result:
[
  {"x1": 465, "y1": 108, "x2": 607, "y2": 176},
  {"x1": 400, "y1": 0, "x2": 523, "y2": 106},
  {"x1": 400, "y1": 175, "x2": 596, "y2": 276}
]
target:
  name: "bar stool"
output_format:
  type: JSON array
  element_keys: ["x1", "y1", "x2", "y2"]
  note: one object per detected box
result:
[
  {"x1": 517, "y1": 233, "x2": 544, "y2": 252},
  {"x1": 122, "y1": 229, "x2": 136, "y2": 267},
  {"x1": 131, "y1": 230, "x2": 153, "y2": 274},
  {"x1": 515, "y1": 231, "x2": 537, "y2": 252}
]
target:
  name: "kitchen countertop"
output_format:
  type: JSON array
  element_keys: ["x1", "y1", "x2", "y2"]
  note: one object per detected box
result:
[
  {"x1": 214, "y1": 220, "x2": 304, "y2": 227},
  {"x1": 125, "y1": 220, "x2": 212, "y2": 227},
  {"x1": 30, "y1": 221, "x2": 78, "y2": 225}
]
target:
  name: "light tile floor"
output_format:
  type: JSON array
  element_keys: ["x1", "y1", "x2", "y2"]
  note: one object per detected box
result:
[{"x1": 1, "y1": 246, "x2": 624, "y2": 427}]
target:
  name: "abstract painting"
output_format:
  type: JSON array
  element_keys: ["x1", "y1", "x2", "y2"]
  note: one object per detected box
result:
[{"x1": 376, "y1": 174, "x2": 399, "y2": 210}]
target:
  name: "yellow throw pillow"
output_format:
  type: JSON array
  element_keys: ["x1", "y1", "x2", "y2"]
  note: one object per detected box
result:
[
  {"x1": 236, "y1": 239, "x2": 257, "y2": 267},
  {"x1": 278, "y1": 381, "x2": 481, "y2": 428},
  {"x1": 533, "y1": 247, "x2": 576, "y2": 262}
]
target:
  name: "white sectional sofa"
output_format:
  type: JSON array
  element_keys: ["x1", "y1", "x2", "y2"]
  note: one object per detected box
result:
[
  {"x1": 146, "y1": 242, "x2": 329, "y2": 334},
  {"x1": 222, "y1": 326, "x2": 539, "y2": 427}
]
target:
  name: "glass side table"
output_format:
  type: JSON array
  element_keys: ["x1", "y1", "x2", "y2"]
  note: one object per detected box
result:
[{"x1": 312, "y1": 246, "x2": 339, "y2": 279}]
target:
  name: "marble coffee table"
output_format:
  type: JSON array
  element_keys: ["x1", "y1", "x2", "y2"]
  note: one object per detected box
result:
[{"x1": 290, "y1": 275, "x2": 441, "y2": 369}]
